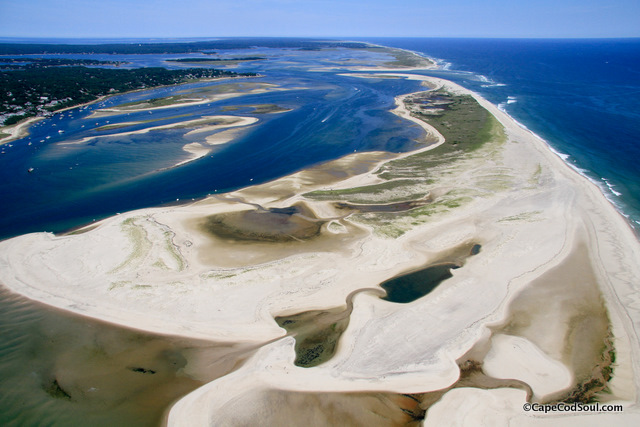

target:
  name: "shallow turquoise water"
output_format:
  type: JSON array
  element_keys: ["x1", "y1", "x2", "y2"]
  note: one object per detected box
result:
[{"x1": 0, "y1": 287, "x2": 222, "y2": 427}]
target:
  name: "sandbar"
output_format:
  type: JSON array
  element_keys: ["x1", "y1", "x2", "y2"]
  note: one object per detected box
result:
[
  {"x1": 88, "y1": 82, "x2": 284, "y2": 118},
  {"x1": 0, "y1": 116, "x2": 45, "y2": 145},
  {"x1": 60, "y1": 115, "x2": 259, "y2": 159}
]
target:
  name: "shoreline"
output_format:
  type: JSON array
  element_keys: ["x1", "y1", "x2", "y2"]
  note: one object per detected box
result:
[
  {"x1": 1, "y1": 72, "x2": 639, "y2": 425},
  {"x1": 2, "y1": 71, "x2": 639, "y2": 339},
  {"x1": 0, "y1": 75, "x2": 259, "y2": 146},
  {"x1": 383, "y1": 71, "x2": 640, "y2": 235},
  {"x1": 495, "y1": 102, "x2": 640, "y2": 234},
  {"x1": 62, "y1": 115, "x2": 259, "y2": 145},
  {"x1": 168, "y1": 77, "x2": 640, "y2": 423}
]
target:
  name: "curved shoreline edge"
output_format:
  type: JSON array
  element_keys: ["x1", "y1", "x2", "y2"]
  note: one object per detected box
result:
[
  {"x1": 1, "y1": 74, "x2": 640, "y2": 425},
  {"x1": 0, "y1": 75, "x2": 257, "y2": 146}
]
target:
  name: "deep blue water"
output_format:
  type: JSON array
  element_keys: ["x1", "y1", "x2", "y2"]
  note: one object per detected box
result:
[
  {"x1": 0, "y1": 49, "x2": 425, "y2": 239},
  {"x1": 360, "y1": 38, "x2": 640, "y2": 231},
  {"x1": 1, "y1": 38, "x2": 639, "y2": 239}
]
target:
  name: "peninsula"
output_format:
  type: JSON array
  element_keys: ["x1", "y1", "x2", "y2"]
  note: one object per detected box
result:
[{"x1": 0, "y1": 42, "x2": 639, "y2": 426}]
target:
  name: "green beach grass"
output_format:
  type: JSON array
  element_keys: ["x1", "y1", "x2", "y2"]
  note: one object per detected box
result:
[{"x1": 305, "y1": 89, "x2": 506, "y2": 237}]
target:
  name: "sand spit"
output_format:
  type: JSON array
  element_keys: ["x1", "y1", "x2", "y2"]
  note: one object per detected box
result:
[
  {"x1": 87, "y1": 115, "x2": 257, "y2": 140},
  {"x1": 88, "y1": 82, "x2": 285, "y2": 118},
  {"x1": 60, "y1": 115, "x2": 259, "y2": 169},
  {"x1": 185, "y1": 116, "x2": 258, "y2": 139},
  {"x1": 175, "y1": 142, "x2": 211, "y2": 167},
  {"x1": 0, "y1": 116, "x2": 45, "y2": 145},
  {"x1": 317, "y1": 44, "x2": 438, "y2": 73},
  {"x1": 1, "y1": 76, "x2": 640, "y2": 426},
  {"x1": 171, "y1": 116, "x2": 260, "y2": 167}
]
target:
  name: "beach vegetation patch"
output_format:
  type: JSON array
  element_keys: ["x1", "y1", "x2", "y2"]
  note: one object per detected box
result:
[
  {"x1": 94, "y1": 122, "x2": 141, "y2": 132},
  {"x1": 276, "y1": 306, "x2": 350, "y2": 368},
  {"x1": 115, "y1": 94, "x2": 206, "y2": 110},
  {"x1": 347, "y1": 191, "x2": 472, "y2": 238},
  {"x1": 528, "y1": 164, "x2": 544, "y2": 187},
  {"x1": 563, "y1": 328, "x2": 616, "y2": 403},
  {"x1": 162, "y1": 230, "x2": 185, "y2": 271},
  {"x1": 221, "y1": 104, "x2": 290, "y2": 114},
  {"x1": 498, "y1": 211, "x2": 543, "y2": 223},
  {"x1": 109, "y1": 217, "x2": 151, "y2": 273},
  {"x1": 43, "y1": 378, "x2": 72, "y2": 400},
  {"x1": 108, "y1": 280, "x2": 131, "y2": 291},
  {"x1": 305, "y1": 179, "x2": 430, "y2": 204},
  {"x1": 402, "y1": 89, "x2": 503, "y2": 155},
  {"x1": 333, "y1": 196, "x2": 432, "y2": 214},
  {"x1": 152, "y1": 259, "x2": 169, "y2": 270}
]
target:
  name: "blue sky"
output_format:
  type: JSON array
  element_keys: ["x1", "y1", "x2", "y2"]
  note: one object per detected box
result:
[{"x1": 0, "y1": 0, "x2": 638, "y2": 39}]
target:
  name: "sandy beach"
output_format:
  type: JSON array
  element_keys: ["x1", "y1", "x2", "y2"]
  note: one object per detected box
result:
[
  {"x1": 0, "y1": 115, "x2": 45, "y2": 145},
  {"x1": 172, "y1": 116, "x2": 259, "y2": 167},
  {"x1": 1, "y1": 74, "x2": 639, "y2": 425}
]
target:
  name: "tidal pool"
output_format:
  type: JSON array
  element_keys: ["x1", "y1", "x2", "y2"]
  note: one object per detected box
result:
[{"x1": 381, "y1": 244, "x2": 481, "y2": 303}]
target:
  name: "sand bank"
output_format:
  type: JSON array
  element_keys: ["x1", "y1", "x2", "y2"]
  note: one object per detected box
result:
[
  {"x1": 185, "y1": 116, "x2": 258, "y2": 139},
  {"x1": 59, "y1": 115, "x2": 259, "y2": 170},
  {"x1": 174, "y1": 143, "x2": 211, "y2": 167},
  {"x1": 88, "y1": 82, "x2": 283, "y2": 118},
  {"x1": 314, "y1": 44, "x2": 437, "y2": 72},
  {"x1": 92, "y1": 115, "x2": 257, "y2": 139},
  {"x1": 1, "y1": 75, "x2": 639, "y2": 425},
  {"x1": 170, "y1": 116, "x2": 259, "y2": 168},
  {"x1": 0, "y1": 116, "x2": 45, "y2": 145}
]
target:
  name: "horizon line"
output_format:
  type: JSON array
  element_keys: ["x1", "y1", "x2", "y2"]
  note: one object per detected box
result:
[{"x1": 1, "y1": 35, "x2": 639, "y2": 42}]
